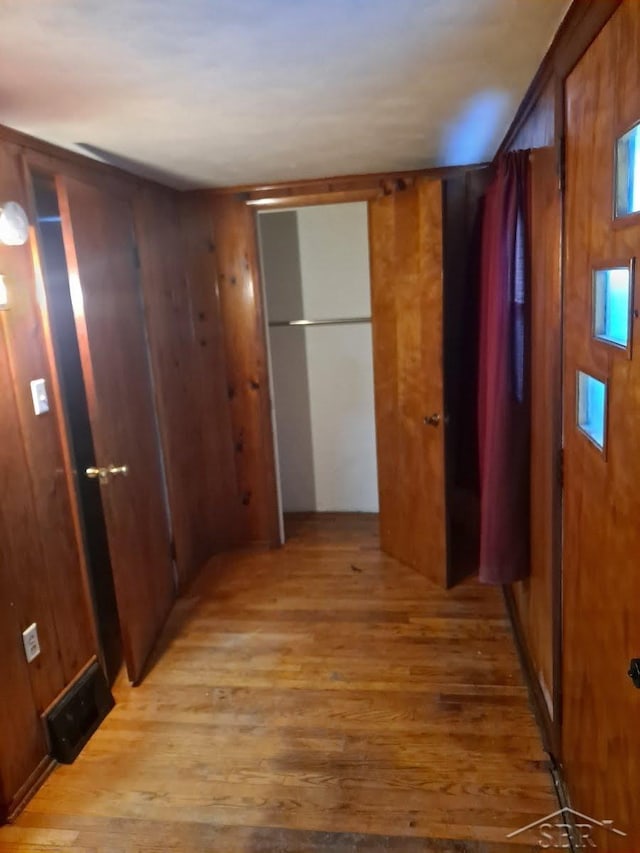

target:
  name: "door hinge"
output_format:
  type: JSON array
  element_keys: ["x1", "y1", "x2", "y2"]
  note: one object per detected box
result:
[
  {"x1": 556, "y1": 447, "x2": 564, "y2": 490},
  {"x1": 556, "y1": 134, "x2": 566, "y2": 194}
]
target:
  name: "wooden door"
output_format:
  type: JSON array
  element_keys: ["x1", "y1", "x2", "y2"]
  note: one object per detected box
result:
[
  {"x1": 57, "y1": 175, "x2": 175, "y2": 684},
  {"x1": 562, "y1": 4, "x2": 640, "y2": 848},
  {"x1": 368, "y1": 179, "x2": 448, "y2": 586}
]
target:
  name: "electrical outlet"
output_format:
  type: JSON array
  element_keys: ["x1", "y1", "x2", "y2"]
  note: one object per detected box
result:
[{"x1": 22, "y1": 623, "x2": 41, "y2": 663}]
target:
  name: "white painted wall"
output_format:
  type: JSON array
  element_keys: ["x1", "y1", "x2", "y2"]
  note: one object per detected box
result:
[
  {"x1": 259, "y1": 202, "x2": 378, "y2": 514},
  {"x1": 296, "y1": 204, "x2": 372, "y2": 319},
  {"x1": 259, "y1": 212, "x2": 316, "y2": 513},
  {"x1": 305, "y1": 323, "x2": 378, "y2": 512}
]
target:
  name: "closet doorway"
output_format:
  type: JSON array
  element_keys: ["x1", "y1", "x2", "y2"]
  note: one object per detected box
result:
[
  {"x1": 254, "y1": 179, "x2": 470, "y2": 589},
  {"x1": 258, "y1": 203, "x2": 378, "y2": 542}
]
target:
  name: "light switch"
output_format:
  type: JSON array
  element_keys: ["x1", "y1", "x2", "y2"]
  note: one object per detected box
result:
[{"x1": 30, "y1": 378, "x2": 49, "y2": 415}]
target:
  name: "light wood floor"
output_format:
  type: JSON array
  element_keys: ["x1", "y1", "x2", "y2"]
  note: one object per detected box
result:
[{"x1": 0, "y1": 514, "x2": 556, "y2": 852}]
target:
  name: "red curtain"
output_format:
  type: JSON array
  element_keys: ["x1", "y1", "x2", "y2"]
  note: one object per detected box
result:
[{"x1": 477, "y1": 151, "x2": 530, "y2": 584}]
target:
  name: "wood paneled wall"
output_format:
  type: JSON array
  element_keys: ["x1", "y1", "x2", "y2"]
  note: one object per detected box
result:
[
  {"x1": 207, "y1": 194, "x2": 280, "y2": 545},
  {"x1": 562, "y1": 4, "x2": 640, "y2": 841},
  {"x1": 502, "y1": 0, "x2": 621, "y2": 756},
  {"x1": 0, "y1": 140, "x2": 97, "y2": 818},
  {"x1": 135, "y1": 188, "x2": 240, "y2": 585},
  {"x1": 1, "y1": 144, "x2": 97, "y2": 687}
]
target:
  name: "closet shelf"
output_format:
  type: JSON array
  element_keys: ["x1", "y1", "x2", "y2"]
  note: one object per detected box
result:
[{"x1": 269, "y1": 317, "x2": 371, "y2": 327}]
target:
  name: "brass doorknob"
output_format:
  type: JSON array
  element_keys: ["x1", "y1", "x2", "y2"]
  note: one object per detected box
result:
[
  {"x1": 424, "y1": 413, "x2": 441, "y2": 427},
  {"x1": 86, "y1": 464, "x2": 129, "y2": 484},
  {"x1": 86, "y1": 466, "x2": 110, "y2": 484},
  {"x1": 108, "y1": 464, "x2": 129, "y2": 477}
]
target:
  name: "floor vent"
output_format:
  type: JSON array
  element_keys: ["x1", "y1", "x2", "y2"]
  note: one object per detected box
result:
[{"x1": 45, "y1": 662, "x2": 114, "y2": 763}]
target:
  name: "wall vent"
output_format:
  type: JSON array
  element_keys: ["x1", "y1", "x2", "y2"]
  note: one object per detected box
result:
[{"x1": 44, "y1": 662, "x2": 114, "y2": 764}]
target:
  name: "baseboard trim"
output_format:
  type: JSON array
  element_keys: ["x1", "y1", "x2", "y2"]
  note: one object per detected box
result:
[
  {"x1": 503, "y1": 585, "x2": 556, "y2": 756},
  {"x1": 503, "y1": 585, "x2": 579, "y2": 846},
  {"x1": 6, "y1": 755, "x2": 56, "y2": 823}
]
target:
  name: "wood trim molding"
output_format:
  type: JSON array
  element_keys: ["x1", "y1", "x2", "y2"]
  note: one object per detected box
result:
[
  {"x1": 245, "y1": 187, "x2": 383, "y2": 209},
  {"x1": 209, "y1": 163, "x2": 490, "y2": 202},
  {"x1": 499, "y1": 0, "x2": 621, "y2": 155},
  {"x1": 503, "y1": 585, "x2": 558, "y2": 758},
  {"x1": 5, "y1": 756, "x2": 56, "y2": 823}
]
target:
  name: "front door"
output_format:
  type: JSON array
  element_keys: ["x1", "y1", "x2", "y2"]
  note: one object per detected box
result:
[
  {"x1": 56, "y1": 175, "x2": 175, "y2": 684},
  {"x1": 562, "y1": 4, "x2": 640, "y2": 847},
  {"x1": 368, "y1": 179, "x2": 448, "y2": 586}
]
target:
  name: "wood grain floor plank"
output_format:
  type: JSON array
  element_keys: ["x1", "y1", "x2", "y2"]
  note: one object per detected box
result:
[{"x1": 0, "y1": 514, "x2": 555, "y2": 852}]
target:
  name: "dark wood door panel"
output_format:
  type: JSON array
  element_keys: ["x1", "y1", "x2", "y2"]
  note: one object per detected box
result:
[{"x1": 58, "y1": 176, "x2": 175, "y2": 684}]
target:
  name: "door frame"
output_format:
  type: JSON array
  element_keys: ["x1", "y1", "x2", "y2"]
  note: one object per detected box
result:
[
  {"x1": 255, "y1": 210, "x2": 286, "y2": 545},
  {"x1": 19, "y1": 152, "x2": 103, "y2": 671},
  {"x1": 26, "y1": 164, "x2": 123, "y2": 683},
  {"x1": 254, "y1": 197, "x2": 381, "y2": 544},
  {"x1": 249, "y1": 181, "x2": 454, "y2": 585}
]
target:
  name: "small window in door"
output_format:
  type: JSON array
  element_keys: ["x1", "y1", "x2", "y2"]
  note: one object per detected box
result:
[
  {"x1": 576, "y1": 371, "x2": 607, "y2": 452},
  {"x1": 592, "y1": 263, "x2": 634, "y2": 351},
  {"x1": 615, "y1": 122, "x2": 640, "y2": 218}
]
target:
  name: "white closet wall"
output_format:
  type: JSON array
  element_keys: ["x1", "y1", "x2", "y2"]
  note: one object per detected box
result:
[
  {"x1": 296, "y1": 204, "x2": 372, "y2": 319},
  {"x1": 259, "y1": 211, "x2": 315, "y2": 511},
  {"x1": 305, "y1": 322, "x2": 378, "y2": 511},
  {"x1": 260, "y1": 202, "x2": 378, "y2": 514}
]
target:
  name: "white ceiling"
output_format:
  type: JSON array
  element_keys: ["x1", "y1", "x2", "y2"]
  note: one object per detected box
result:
[{"x1": 0, "y1": 0, "x2": 568, "y2": 189}]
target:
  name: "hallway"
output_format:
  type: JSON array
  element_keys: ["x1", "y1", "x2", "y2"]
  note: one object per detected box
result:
[{"x1": 0, "y1": 515, "x2": 556, "y2": 852}]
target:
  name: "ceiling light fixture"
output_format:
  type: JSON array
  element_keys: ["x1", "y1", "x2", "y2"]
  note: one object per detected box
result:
[{"x1": 0, "y1": 201, "x2": 30, "y2": 246}]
